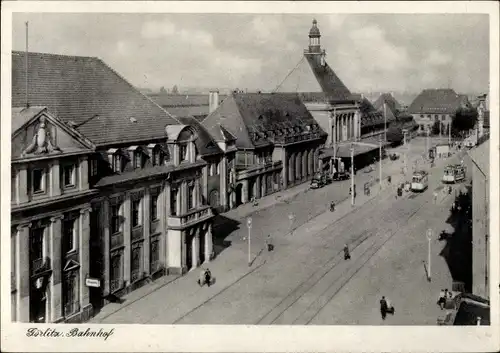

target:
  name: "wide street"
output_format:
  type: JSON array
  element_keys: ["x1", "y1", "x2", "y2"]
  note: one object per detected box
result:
[{"x1": 91, "y1": 137, "x2": 466, "y2": 325}]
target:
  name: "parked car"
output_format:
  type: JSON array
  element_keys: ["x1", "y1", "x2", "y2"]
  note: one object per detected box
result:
[{"x1": 333, "y1": 171, "x2": 350, "y2": 181}]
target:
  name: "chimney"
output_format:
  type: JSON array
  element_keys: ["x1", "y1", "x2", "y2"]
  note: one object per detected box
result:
[{"x1": 209, "y1": 89, "x2": 220, "y2": 114}]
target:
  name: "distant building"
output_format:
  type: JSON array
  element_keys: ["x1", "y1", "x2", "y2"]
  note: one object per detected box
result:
[
  {"x1": 11, "y1": 51, "x2": 219, "y2": 322},
  {"x1": 373, "y1": 93, "x2": 417, "y2": 133},
  {"x1": 467, "y1": 139, "x2": 489, "y2": 299},
  {"x1": 202, "y1": 91, "x2": 327, "y2": 205},
  {"x1": 148, "y1": 91, "x2": 227, "y2": 122},
  {"x1": 408, "y1": 88, "x2": 471, "y2": 133}
]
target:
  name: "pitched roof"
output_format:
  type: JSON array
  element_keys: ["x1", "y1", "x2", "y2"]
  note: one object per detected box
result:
[
  {"x1": 358, "y1": 98, "x2": 386, "y2": 127},
  {"x1": 373, "y1": 93, "x2": 402, "y2": 121},
  {"x1": 11, "y1": 106, "x2": 46, "y2": 134},
  {"x1": 148, "y1": 93, "x2": 227, "y2": 108},
  {"x1": 408, "y1": 89, "x2": 469, "y2": 115},
  {"x1": 177, "y1": 116, "x2": 223, "y2": 156},
  {"x1": 202, "y1": 92, "x2": 326, "y2": 149},
  {"x1": 12, "y1": 51, "x2": 180, "y2": 146},
  {"x1": 304, "y1": 54, "x2": 352, "y2": 102}
]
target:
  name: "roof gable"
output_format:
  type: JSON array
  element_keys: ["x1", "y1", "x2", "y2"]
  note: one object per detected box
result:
[
  {"x1": 408, "y1": 89, "x2": 468, "y2": 115},
  {"x1": 177, "y1": 116, "x2": 223, "y2": 156},
  {"x1": 304, "y1": 54, "x2": 352, "y2": 102},
  {"x1": 12, "y1": 51, "x2": 180, "y2": 146},
  {"x1": 12, "y1": 107, "x2": 94, "y2": 160}
]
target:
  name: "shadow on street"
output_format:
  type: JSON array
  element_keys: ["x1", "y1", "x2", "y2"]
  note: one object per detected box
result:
[
  {"x1": 439, "y1": 185, "x2": 473, "y2": 292},
  {"x1": 212, "y1": 215, "x2": 241, "y2": 258}
]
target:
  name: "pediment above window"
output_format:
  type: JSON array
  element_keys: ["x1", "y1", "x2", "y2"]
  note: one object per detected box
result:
[{"x1": 63, "y1": 259, "x2": 80, "y2": 271}]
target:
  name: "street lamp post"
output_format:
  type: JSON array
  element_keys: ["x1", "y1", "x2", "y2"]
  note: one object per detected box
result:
[
  {"x1": 426, "y1": 228, "x2": 432, "y2": 280},
  {"x1": 383, "y1": 102, "x2": 387, "y2": 143},
  {"x1": 426, "y1": 128, "x2": 430, "y2": 160},
  {"x1": 350, "y1": 144, "x2": 355, "y2": 206},
  {"x1": 403, "y1": 131, "x2": 408, "y2": 175},
  {"x1": 379, "y1": 135, "x2": 383, "y2": 189},
  {"x1": 247, "y1": 217, "x2": 252, "y2": 266}
]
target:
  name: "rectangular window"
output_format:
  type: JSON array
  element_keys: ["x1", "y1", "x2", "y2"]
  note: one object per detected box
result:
[
  {"x1": 187, "y1": 184, "x2": 195, "y2": 210},
  {"x1": 11, "y1": 169, "x2": 17, "y2": 201},
  {"x1": 32, "y1": 168, "x2": 45, "y2": 193},
  {"x1": 30, "y1": 227, "x2": 44, "y2": 262},
  {"x1": 112, "y1": 155, "x2": 121, "y2": 173},
  {"x1": 63, "y1": 164, "x2": 75, "y2": 187},
  {"x1": 110, "y1": 252, "x2": 123, "y2": 293},
  {"x1": 90, "y1": 159, "x2": 98, "y2": 177},
  {"x1": 170, "y1": 187, "x2": 178, "y2": 216},
  {"x1": 150, "y1": 192, "x2": 159, "y2": 221},
  {"x1": 63, "y1": 218, "x2": 76, "y2": 253},
  {"x1": 131, "y1": 246, "x2": 142, "y2": 283},
  {"x1": 111, "y1": 204, "x2": 121, "y2": 234},
  {"x1": 153, "y1": 150, "x2": 163, "y2": 166},
  {"x1": 132, "y1": 199, "x2": 142, "y2": 228},
  {"x1": 150, "y1": 239, "x2": 160, "y2": 273},
  {"x1": 134, "y1": 152, "x2": 142, "y2": 169},
  {"x1": 180, "y1": 144, "x2": 187, "y2": 161},
  {"x1": 216, "y1": 162, "x2": 220, "y2": 174},
  {"x1": 63, "y1": 272, "x2": 79, "y2": 316}
]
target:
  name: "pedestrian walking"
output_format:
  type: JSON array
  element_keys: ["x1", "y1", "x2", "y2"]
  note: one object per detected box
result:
[
  {"x1": 265, "y1": 234, "x2": 274, "y2": 252},
  {"x1": 205, "y1": 268, "x2": 212, "y2": 287},
  {"x1": 437, "y1": 289, "x2": 446, "y2": 310},
  {"x1": 343, "y1": 244, "x2": 351, "y2": 260},
  {"x1": 433, "y1": 191, "x2": 438, "y2": 204},
  {"x1": 380, "y1": 296, "x2": 388, "y2": 320}
]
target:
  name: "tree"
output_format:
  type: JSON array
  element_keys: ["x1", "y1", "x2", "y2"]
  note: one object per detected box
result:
[
  {"x1": 172, "y1": 85, "x2": 179, "y2": 94},
  {"x1": 386, "y1": 125, "x2": 404, "y2": 144},
  {"x1": 160, "y1": 86, "x2": 167, "y2": 93},
  {"x1": 452, "y1": 108, "x2": 478, "y2": 134}
]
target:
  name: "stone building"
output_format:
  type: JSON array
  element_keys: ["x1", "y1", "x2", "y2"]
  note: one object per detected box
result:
[
  {"x1": 300, "y1": 20, "x2": 389, "y2": 173},
  {"x1": 467, "y1": 139, "x2": 490, "y2": 299},
  {"x1": 11, "y1": 106, "x2": 96, "y2": 323},
  {"x1": 11, "y1": 51, "x2": 220, "y2": 321},
  {"x1": 202, "y1": 92, "x2": 327, "y2": 206},
  {"x1": 408, "y1": 88, "x2": 471, "y2": 133}
]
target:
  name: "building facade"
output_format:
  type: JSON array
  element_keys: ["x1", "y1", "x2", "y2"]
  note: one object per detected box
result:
[
  {"x1": 11, "y1": 51, "x2": 219, "y2": 321},
  {"x1": 202, "y1": 91, "x2": 327, "y2": 207},
  {"x1": 408, "y1": 89, "x2": 471, "y2": 133},
  {"x1": 467, "y1": 140, "x2": 490, "y2": 299},
  {"x1": 11, "y1": 107, "x2": 96, "y2": 323}
]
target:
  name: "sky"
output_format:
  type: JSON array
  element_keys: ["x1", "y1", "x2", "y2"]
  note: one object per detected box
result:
[{"x1": 12, "y1": 13, "x2": 490, "y2": 95}]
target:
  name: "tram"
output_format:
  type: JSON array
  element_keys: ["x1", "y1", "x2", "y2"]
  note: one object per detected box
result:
[
  {"x1": 410, "y1": 171, "x2": 429, "y2": 192},
  {"x1": 442, "y1": 164, "x2": 466, "y2": 184}
]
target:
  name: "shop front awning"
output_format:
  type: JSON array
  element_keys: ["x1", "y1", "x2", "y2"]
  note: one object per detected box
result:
[{"x1": 320, "y1": 142, "x2": 380, "y2": 159}]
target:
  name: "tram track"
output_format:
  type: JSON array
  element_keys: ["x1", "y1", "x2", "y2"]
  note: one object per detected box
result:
[{"x1": 256, "y1": 193, "x2": 426, "y2": 325}]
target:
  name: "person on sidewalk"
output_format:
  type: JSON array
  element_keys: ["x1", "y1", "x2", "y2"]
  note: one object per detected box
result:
[
  {"x1": 437, "y1": 289, "x2": 446, "y2": 310},
  {"x1": 343, "y1": 244, "x2": 351, "y2": 260},
  {"x1": 265, "y1": 235, "x2": 274, "y2": 252},
  {"x1": 205, "y1": 268, "x2": 212, "y2": 287},
  {"x1": 198, "y1": 269, "x2": 206, "y2": 287},
  {"x1": 380, "y1": 296, "x2": 388, "y2": 320}
]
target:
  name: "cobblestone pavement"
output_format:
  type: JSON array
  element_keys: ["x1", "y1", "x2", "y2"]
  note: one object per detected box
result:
[{"x1": 90, "y1": 138, "x2": 464, "y2": 324}]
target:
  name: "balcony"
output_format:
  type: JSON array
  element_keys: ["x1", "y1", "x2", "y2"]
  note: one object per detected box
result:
[
  {"x1": 31, "y1": 257, "x2": 51, "y2": 274},
  {"x1": 110, "y1": 233, "x2": 124, "y2": 250},
  {"x1": 167, "y1": 205, "x2": 214, "y2": 229}
]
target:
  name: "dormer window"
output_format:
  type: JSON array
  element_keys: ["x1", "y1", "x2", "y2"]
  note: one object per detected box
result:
[
  {"x1": 134, "y1": 151, "x2": 142, "y2": 169},
  {"x1": 153, "y1": 148, "x2": 163, "y2": 166},
  {"x1": 179, "y1": 144, "x2": 188, "y2": 162},
  {"x1": 112, "y1": 154, "x2": 122, "y2": 173}
]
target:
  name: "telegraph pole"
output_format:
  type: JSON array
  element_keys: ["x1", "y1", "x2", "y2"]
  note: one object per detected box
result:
[
  {"x1": 350, "y1": 144, "x2": 355, "y2": 206},
  {"x1": 426, "y1": 229, "x2": 432, "y2": 280},
  {"x1": 379, "y1": 135, "x2": 383, "y2": 189},
  {"x1": 426, "y1": 128, "x2": 430, "y2": 160},
  {"x1": 247, "y1": 217, "x2": 252, "y2": 266}
]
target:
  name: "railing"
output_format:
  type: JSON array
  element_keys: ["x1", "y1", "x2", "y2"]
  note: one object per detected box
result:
[
  {"x1": 32, "y1": 257, "x2": 51, "y2": 273},
  {"x1": 167, "y1": 206, "x2": 213, "y2": 228},
  {"x1": 131, "y1": 269, "x2": 141, "y2": 283},
  {"x1": 131, "y1": 227, "x2": 143, "y2": 241},
  {"x1": 64, "y1": 300, "x2": 81, "y2": 317},
  {"x1": 110, "y1": 279, "x2": 122, "y2": 293},
  {"x1": 110, "y1": 233, "x2": 124, "y2": 249}
]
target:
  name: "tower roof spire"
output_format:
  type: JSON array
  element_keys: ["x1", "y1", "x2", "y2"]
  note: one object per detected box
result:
[{"x1": 309, "y1": 19, "x2": 321, "y2": 37}]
